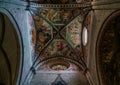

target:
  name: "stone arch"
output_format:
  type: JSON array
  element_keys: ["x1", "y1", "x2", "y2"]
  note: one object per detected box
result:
[
  {"x1": 0, "y1": 8, "x2": 23, "y2": 85},
  {"x1": 96, "y1": 10, "x2": 120, "y2": 85}
]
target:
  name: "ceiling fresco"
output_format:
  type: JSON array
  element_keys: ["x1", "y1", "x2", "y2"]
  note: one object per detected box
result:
[
  {"x1": 33, "y1": 8, "x2": 84, "y2": 62},
  {"x1": 38, "y1": 8, "x2": 82, "y2": 27},
  {"x1": 29, "y1": 0, "x2": 91, "y2": 72}
]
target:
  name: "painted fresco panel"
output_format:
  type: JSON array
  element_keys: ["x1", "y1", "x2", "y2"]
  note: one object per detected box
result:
[
  {"x1": 39, "y1": 39, "x2": 78, "y2": 61},
  {"x1": 66, "y1": 17, "x2": 82, "y2": 48},
  {"x1": 32, "y1": 6, "x2": 85, "y2": 68},
  {"x1": 38, "y1": 8, "x2": 78, "y2": 26},
  {"x1": 33, "y1": 15, "x2": 53, "y2": 56}
]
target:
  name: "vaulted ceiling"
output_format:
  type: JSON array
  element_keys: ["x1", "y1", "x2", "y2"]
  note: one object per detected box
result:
[{"x1": 29, "y1": 1, "x2": 92, "y2": 72}]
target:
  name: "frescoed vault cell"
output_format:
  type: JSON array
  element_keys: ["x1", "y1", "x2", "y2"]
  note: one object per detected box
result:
[
  {"x1": 38, "y1": 8, "x2": 81, "y2": 28},
  {"x1": 39, "y1": 39, "x2": 79, "y2": 62},
  {"x1": 66, "y1": 17, "x2": 82, "y2": 48},
  {"x1": 64, "y1": 16, "x2": 83, "y2": 56},
  {"x1": 33, "y1": 15, "x2": 53, "y2": 56}
]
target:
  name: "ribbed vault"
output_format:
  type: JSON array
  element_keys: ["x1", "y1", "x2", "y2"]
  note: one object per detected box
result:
[{"x1": 27, "y1": 1, "x2": 92, "y2": 85}]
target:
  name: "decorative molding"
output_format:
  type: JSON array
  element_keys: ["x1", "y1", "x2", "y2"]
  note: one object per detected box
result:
[
  {"x1": 92, "y1": 0, "x2": 120, "y2": 6},
  {"x1": 30, "y1": 3, "x2": 91, "y2": 8},
  {"x1": 92, "y1": 0, "x2": 120, "y2": 10}
]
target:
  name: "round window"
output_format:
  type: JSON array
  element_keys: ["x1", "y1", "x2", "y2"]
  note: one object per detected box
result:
[{"x1": 82, "y1": 27, "x2": 88, "y2": 46}]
